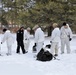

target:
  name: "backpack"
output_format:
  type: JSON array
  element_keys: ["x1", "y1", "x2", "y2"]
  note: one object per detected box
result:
[{"x1": 37, "y1": 48, "x2": 53, "y2": 61}]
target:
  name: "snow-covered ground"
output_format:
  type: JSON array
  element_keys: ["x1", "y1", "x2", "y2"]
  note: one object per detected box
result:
[{"x1": 0, "y1": 34, "x2": 76, "y2": 75}]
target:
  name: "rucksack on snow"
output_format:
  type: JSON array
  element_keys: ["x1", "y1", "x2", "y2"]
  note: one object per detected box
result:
[{"x1": 36, "y1": 48, "x2": 53, "y2": 61}]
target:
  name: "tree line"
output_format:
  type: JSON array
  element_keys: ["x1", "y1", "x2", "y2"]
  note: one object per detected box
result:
[{"x1": 0, "y1": 0, "x2": 76, "y2": 32}]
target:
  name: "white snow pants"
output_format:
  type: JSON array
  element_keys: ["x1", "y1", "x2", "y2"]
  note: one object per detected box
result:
[
  {"x1": 50, "y1": 42, "x2": 59, "y2": 55},
  {"x1": 36, "y1": 42, "x2": 44, "y2": 54},
  {"x1": 61, "y1": 38, "x2": 71, "y2": 53},
  {"x1": 7, "y1": 45, "x2": 12, "y2": 55},
  {"x1": 24, "y1": 40, "x2": 30, "y2": 51}
]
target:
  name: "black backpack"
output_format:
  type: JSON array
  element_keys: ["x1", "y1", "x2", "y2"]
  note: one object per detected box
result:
[{"x1": 37, "y1": 48, "x2": 53, "y2": 61}]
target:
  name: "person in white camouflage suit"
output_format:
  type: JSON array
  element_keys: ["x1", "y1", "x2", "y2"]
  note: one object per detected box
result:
[
  {"x1": 60, "y1": 22, "x2": 72, "y2": 54},
  {"x1": 1, "y1": 28, "x2": 14, "y2": 55},
  {"x1": 24, "y1": 27, "x2": 31, "y2": 51}
]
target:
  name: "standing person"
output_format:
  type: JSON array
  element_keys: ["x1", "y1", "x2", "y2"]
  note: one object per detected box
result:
[
  {"x1": 60, "y1": 22, "x2": 72, "y2": 54},
  {"x1": 1, "y1": 28, "x2": 14, "y2": 55},
  {"x1": 50, "y1": 23, "x2": 60, "y2": 56},
  {"x1": 24, "y1": 27, "x2": 31, "y2": 51},
  {"x1": 33, "y1": 25, "x2": 45, "y2": 54},
  {"x1": 16, "y1": 27, "x2": 27, "y2": 54}
]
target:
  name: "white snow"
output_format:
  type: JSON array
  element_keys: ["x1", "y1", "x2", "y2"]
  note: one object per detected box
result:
[{"x1": 0, "y1": 34, "x2": 76, "y2": 75}]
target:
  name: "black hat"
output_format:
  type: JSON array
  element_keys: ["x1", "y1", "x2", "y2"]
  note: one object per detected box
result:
[
  {"x1": 3, "y1": 28, "x2": 7, "y2": 32},
  {"x1": 63, "y1": 22, "x2": 67, "y2": 26}
]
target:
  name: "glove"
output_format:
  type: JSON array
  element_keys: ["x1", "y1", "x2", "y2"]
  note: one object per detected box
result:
[
  {"x1": 33, "y1": 43, "x2": 37, "y2": 47},
  {"x1": 32, "y1": 43, "x2": 37, "y2": 53},
  {"x1": 1, "y1": 42, "x2": 2, "y2": 44},
  {"x1": 50, "y1": 41, "x2": 52, "y2": 43},
  {"x1": 69, "y1": 38, "x2": 72, "y2": 41}
]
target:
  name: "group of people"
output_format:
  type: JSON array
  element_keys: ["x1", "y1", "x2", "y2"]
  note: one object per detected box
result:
[
  {"x1": 33, "y1": 22, "x2": 72, "y2": 57},
  {"x1": 0, "y1": 27, "x2": 31, "y2": 55},
  {"x1": 0, "y1": 22, "x2": 72, "y2": 57},
  {"x1": 16, "y1": 27, "x2": 31, "y2": 54},
  {"x1": 16, "y1": 25, "x2": 45, "y2": 55},
  {"x1": 50, "y1": 22, "x2": 72, "y2": 56}
]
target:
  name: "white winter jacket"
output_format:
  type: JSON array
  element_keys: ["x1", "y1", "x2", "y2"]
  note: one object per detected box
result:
[
  {"x1": 50, "y1": 27, "x2": 60, "y2": 42},
  {"x1": 34, "y1": 28, "x2": 45, "y2": 43},
  {"x1": 24, "y1": 30, "x2": 30, "y2": 40},
  {"x1": 2, "y1": 30, "x2": 14, "y2": 46},
  {"x1": 60, "y1": 25, "x2": 72, "y2": 39},
  {"x1": 24, "y1": 30, "x2": 30, "y2": 43}
]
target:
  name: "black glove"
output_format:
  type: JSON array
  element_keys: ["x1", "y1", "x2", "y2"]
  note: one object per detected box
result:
[
  {"x1": 1, "y1": 42, "x2": 2, "y2": 44},
  {"x1": 50, "y1": 41, "x2": 52, "y2": 43},
  {"x1": 33, "y1": 43, "x2": 37, "y2": 53},
  {"x1": 34, "y1": 43, "x2": 37, "y2": 47},
  {"x1": 69, "y1": 38, "x2": 72, "y2": 41}
]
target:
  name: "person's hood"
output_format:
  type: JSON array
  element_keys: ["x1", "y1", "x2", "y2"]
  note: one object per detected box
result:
[
  {"x1": 61, "y1": 24, "x2": 70, "y2": 29},
  {"x1": 36, "y1": 27, "x2": 42, "y2": 31},
  {"x1": 66, "y1": 24, "x2": 69, "y2": 27},
  {"x1": 33, "y1": 25, "x2": 39, "y2": 30},
  {"x1": 54, "y1": 27, "x2": 59, "y2": 30},
  {"x1": 6, "y1": 30, "x2": 10, "y2": 33}
]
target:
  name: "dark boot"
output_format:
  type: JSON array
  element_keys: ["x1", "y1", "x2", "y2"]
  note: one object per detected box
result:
[{"x1": 54, "y1": 54, "x2": 58, "y2": 57}]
